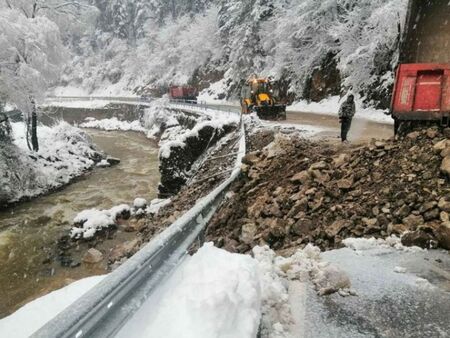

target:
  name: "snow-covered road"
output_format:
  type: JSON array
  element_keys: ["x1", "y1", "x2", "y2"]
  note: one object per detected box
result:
[{"x1": 289, "y1": 240, "x2": 450, "y2": 337}]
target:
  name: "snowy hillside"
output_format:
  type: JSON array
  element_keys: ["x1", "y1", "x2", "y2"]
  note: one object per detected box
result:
[{"x1": 56, "y1": 0, "x2": 408, "y2": 108}]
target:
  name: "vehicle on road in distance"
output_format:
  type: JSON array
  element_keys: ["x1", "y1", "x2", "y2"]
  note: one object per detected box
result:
[
  {"x1": 169, "y1": 86, "x2": 198, "y2": 103},
  {"x1": 240, "y1": 77, "x2": 286, "y2": 121}
]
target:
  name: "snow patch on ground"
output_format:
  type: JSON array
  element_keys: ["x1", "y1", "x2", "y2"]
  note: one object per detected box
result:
[
  {"x1": 117, "y1": 243, "x2": 262, "y2": 338},
  {"x1": 0, "y1": 276, "x2": 105, "y2": 338},
  {"x1": 288, "y1": 96, "x2": 394, "y2": 125},
  {"x1": 342, "y1": 235, "x2": 424, "y2": 252},
  {"x1": 80, "y1": 117, "x2": 145, "y2": 132}
]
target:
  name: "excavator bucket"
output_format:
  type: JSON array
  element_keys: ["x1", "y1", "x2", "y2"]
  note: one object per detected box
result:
[{"x1": 254, "y1": 105, "x2": 287, "y2": 121}]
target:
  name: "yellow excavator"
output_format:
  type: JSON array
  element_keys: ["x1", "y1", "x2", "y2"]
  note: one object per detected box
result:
[{"x1": 240, "y1": 78, "x2": 286, "y2": 121}]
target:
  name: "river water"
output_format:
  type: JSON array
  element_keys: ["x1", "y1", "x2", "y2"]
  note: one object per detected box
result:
[{"x1": 0, "y1": 128, "x2": 160, "y2": 317}]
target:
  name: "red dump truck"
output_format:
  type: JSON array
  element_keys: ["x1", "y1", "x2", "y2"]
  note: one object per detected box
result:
[
  {"x1": 391, "y1": 0, "x2": 450, "y2": 133},
  {"x1": 169, "y1": 86, "x2": 198, "y2": 102},
  {"x1": 391, "y1": 64, "x2": 450, "y2": 132}
]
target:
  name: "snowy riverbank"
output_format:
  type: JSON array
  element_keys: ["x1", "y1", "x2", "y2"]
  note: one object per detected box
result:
[{"x1": 0, "y1": 122, "x2": 102, "y2": 206}]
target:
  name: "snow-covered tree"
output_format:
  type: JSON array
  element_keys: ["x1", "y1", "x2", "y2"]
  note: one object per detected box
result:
[{"x1": 0, "y1": 6, "x2": 66, "y2": 150}]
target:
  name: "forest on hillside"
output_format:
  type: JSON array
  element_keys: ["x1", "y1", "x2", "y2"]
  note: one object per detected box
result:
[{"x1": 1, "y1": 0, "x2": 408, "y2": 114}]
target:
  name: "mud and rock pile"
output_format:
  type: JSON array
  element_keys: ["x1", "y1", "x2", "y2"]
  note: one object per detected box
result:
[{"x1": 206, "y1": 128, "x2": 450, "y2": 253}]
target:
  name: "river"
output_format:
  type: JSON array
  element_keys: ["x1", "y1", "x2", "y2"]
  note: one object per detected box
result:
[{"x1": 0, "y1": 128, "x2": 160, "y2": 317}]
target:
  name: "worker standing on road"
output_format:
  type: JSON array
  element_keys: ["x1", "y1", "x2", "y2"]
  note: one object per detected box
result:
[{"x1": 338, "y1": 94, "x2": 355, "y2": 143}]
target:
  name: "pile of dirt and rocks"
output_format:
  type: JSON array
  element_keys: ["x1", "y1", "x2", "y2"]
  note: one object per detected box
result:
[{"x1": 206, "y1": 127, "x2": 450, "y2": 254}]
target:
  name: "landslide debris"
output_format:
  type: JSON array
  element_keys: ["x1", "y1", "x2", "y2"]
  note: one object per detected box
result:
[{"x1": 206, "y1": 128, "x2": 450, "y2": 253}]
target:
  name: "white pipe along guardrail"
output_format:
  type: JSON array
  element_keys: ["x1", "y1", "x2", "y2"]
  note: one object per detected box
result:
[{"x1": 31, "y1": 108, "x2": 246, "y2": 338}]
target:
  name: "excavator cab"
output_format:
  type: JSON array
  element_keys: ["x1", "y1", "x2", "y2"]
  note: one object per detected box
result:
[{"x1": 241, "y1": 78, "x2": 286, "y2": 121}]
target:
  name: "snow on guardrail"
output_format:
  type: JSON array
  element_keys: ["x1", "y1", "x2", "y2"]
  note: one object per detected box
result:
[{"x1": 31, "y1": 105, "x2": 246, "y2": 338}]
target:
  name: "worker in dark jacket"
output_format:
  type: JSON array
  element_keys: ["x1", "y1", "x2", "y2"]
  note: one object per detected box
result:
[{"x1": 338, "y1": 94, "x2": 355, "y2": 142}]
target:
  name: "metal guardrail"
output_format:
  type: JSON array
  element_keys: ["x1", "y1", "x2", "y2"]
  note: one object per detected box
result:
[{"x1": 32, "y1": 107, "x2": 246, "y2": 338}]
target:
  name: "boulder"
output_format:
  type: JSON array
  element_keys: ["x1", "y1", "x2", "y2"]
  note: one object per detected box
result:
[
  {"x1": 438, "y1": 197, "x2": 450, "y2": 212},
  {"x1": 242, "y1": 152, "x2": 260, "y2": 166},
  {"x1": 394, "y1": 205, "x2": 411, "y2": 219},
  {"x1": 434, "y1": 223, "x2": 450, "y2": 250},
  {"x1": 290, "y1": 171, "x2": 311, "y2": 184},
  {"x1": 440, "y1": 156, "x2": 450, "y2": 176},
  {"x1": 109, "y1": 239, "x2": 141, "y2": 262},
  {"x1": 433, "y1": 139, "x2": 448, "y2": 153},
  {"x1": 423, "y1": 208, "x2": 440, "y2": 221},
  {"x1": 444, "y1": 128, "x2": 450, "y2": 138},
  {"x1": 106, "y1": 157, "x2": 121, "y2": 166},
  {"x1": 402, "y1": 214, "x2": 424, "y2": 229},
  {"x1": 325, "y1": 220, "x2": 350, "y2": 238},
  {"x1": 419, "y1": 201, "x2": 437, "y2": 214},
  {"x1": 401, "y1": 230, "x2": 435, "y2": 249},
  {"x1": 374, "y1": 141, "x2": 386, "y2": 149},
  {"x1": 387, "y1": 223, "x2": 408, "y2": 235},
  {"x1": 241, "y1": 223, "x2": 257, "y2": 244},
  {"x1": 287, "y1": 198, "x2": 309, "y2": 218},
  {"x1": 291, "y1": 218, "x2": 314, "y2": 236},
  {"x1": 82, "y1": 248, "x2": 103, "y2": 264},
  {"x1": 309, "y1": 161, "x2": 328, "y2": 171},
  {"x1": 426, "y1": 129, "x2": 438, "y2": 139},
  {"x1": 124, "y1": 219, "x2": 147, "y2": 232},
  {"x1": 406, "y1": 131, "x2": 420, "y2": 140},
  {"x1": 332, "y1": 154, "x2": 350, "y2": 168},
  {"x1": 337, "y1": 178, "x2": 353, "y2": 190},
  {"x1": 310, "y1": 170, "x2": 330, "y2": 184},
  {"x1": 247, "y1": 193, "x2": 269, "y2": 218},
  {"x1": 441, "y1": 147, "x2": 450, "y2": 158},
  {"x1": 440, "y1": 211, "x2": 450, "y2": 222}
]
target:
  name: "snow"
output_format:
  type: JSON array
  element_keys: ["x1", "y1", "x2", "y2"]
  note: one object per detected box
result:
[
  {"x1": 52, "y1": 86, "x2": 89, "y2": 97},
  {"x1": 43, "y1": 100, "x2": 110, "y2": 109},
  {"x1": 394, "y1": 266, "x2": 407, "y2": 274},
  {"x1": 71, "y1": 204, "x2": 130, "y2": 239},
  {"x1": 96, "y1": 159, "x2": 110, "y2": 168},
  {"x1": 146, "y1": 198, "x2": 172, "y2": 215},
  {"x1": 133, "y1": 198, "x2": 147, "y2": 209},
  {"x1": 158, "y1": 113, "x2": 239, "y2": 160},
  {"x1": 342, "y1": 235, "x2": 424, "y2": 253},
  {"x1": 80, "y1": 117, "x2": 146, "y2": 132},
  {"x1": 117, "y1": 243, "x2": 261, "y2": 338},
  {"x1": 261, "y1": 120, "x2": 330, "y2": 136},
  {"x1": 288, "y1": 96, "x2": 394, "y2": 125},
  {"x1": 1, "y1": 121, "x2": 100, "y2": 204},
  {"x1": 0, "y1": 276, "x2": 105, "y2": 338}
]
